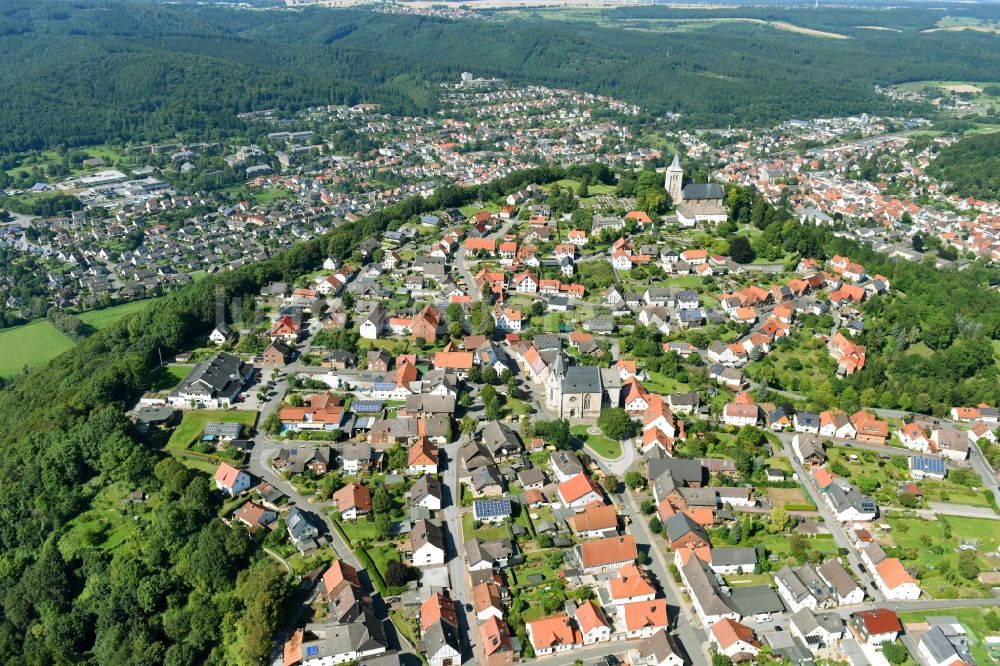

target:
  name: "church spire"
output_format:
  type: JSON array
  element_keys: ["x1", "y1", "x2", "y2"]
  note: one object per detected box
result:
[{"x1": 669, "y1": 153, "x2": 682, "y2": 171}]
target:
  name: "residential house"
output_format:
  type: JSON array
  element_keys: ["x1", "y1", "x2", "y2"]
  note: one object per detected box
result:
[
  {"x1": 621, "y1": 599, "x2": 669, "y2": 639},
  {"x1": 850, "y1": 609, "x2": 902, "y2": 646},
  {"x1": 789, "y1": 608, "x2": 844, "y2": 650},
  {"x1": 710, "y1": 618, "x2": 760, "y2": 661},
  {"x1": 609, "y1": 564, "x2": 657, "y2": 606},
  {"x1": 918, "y1": 625, "x2": 974, "y2": 666},
  {"x1": 575, "y1": 600, "x2": 612, "y2": 645},
  {"x1": 408, "y1": 439, "x2": 440, "y2": 475},
  {"x1": 931, "y1": 429, "x2": 969, "y2": 461},
  {"x1": 480, "y1": 617, "x2": 517, "y2": 666},
  {"x1": 775, "y1": 564, "x2": 837, "y2": 612},
  {"x1": 473, "y1": 582, "x2": 505, "y2": 623},
  {"x1": 628, "y1": 630, "x2": 684, "y2": 666},
  {"x1": 285, "y1": 506, "x2": 324, "y2": 553},
  {"x1": 410, "y1": 520, "x2": 446, "y2": 567},
  {"x1": 465, "y1": 538, "x2": 516, "y2": 571},
  {"x1": 664, "y1": 513, "x2": 709, "y2": 551},
  {"x1": 342, "y1": 444, "x2": 374, "y2": 474},
  {"x1": 525, "y1": 614, "x2": 581, "y2": 656},
  {"x1": 824, "y1": 483, "x2": 877, "y2": 523},
  {"x1": 283, "y1": 611, "x2": 387, "y2": 666},
  {"x1": 235, "y1": 501, "x2": 277, "y2": 530},
  {"x1": 215, "y1": 462, "x2": 251, "y2": 496},
  {"x1": 333, "y1": 483, "x2": 372, "y2": 521},
  {"x1": 569, "y1": 502, "x2": 619, "y2": 539},
  {"x1": 678, "y1": 553, "x2": 741, "y2": 625},
  {"x1": 558, "y1": 473, "x2": 603, "y2": 509},
  {"x1": 419, "y1": 620, "x2": 461, "y2": 666},
  {"x1": 818, "y1": 559, "x2": 864, "y2": 606},
  {"x1": 410, "y1": 474, "x2": 443, "y2": 511},
  {"x1": 577, "y1": 535, "x2": 637, "y2": 574}
]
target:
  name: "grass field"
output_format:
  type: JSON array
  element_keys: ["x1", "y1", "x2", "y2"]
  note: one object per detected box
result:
[
  {"x1": 571, "y1": 424, "x2": 623, "y2": 459},
  {"x1": 78, "y1": 298, "x2": 161, "y2": 329},
  {"x1": 147, "y1": 364, "x2": 194, "y2": 392},
  {"x1": 223, "y1": 185, "x2": 294, "y2": 205},
  {"x1": 165, "y1": 409, "x2": 258, "y2": 452},
  {"x1": 642, "y1": 371, "x2": 690, "y2": 395},
  {"x1": 59, "y1": 482, "x2": 150, "y2": 560},
  {"x1": 0, "y1": 319, "x2": 74, "y2": 376}
]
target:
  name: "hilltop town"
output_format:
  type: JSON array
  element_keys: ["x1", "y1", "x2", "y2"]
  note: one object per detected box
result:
[{"x1": 114, "y1": 136, "x2": 1000, "y2": 666}]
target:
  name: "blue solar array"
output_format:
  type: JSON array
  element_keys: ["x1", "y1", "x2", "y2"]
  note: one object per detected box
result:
[
  {"x1": 473, "y1": 499, "x2": 512, "y2": 520},
  {"x1": 910, "y1": 456, "x2": 946, "y2": 475}
]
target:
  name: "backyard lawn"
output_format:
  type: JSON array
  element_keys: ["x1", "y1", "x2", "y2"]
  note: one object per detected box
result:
[
  {"x1": 571, "y1": 424, "x2": 623, "y2": 459},
  {"x1": 367, "y1": 545, "x2": 403, "y2": 582},
  {"x1": 165, "y1": 409, "x2": 258, "y2": 452},
  {"x1": 147, "y1": 364, "x2": 194, "y2": 392},
  {"x1": 885, "y1": 515, "x2": 998, "y2": 598},
  {"x1": 335, "y1": 515, "x2": 380, "y2": 544},
  {"x1": 462, "y1": 512, "x2": 512, "y2": 541},
  {"x1": 642, "y1": 371, "x2": 690, "y2": 395},
  {"x1": 0, "y1": 319, "x2": 74, "y2": 376}
]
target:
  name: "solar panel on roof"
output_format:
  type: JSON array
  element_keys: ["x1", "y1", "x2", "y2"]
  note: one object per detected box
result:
[{"x1": 473, "y1": 499, "x2": 512, "y2": 520}]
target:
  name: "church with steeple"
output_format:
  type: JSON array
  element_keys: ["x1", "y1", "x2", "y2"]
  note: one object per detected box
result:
[
  {"x1": 665, "y1": 152, "x2": 728, "y2": 227},
  {"x1": 665, "y1": 153, "x2": 684, "y2": 204}
]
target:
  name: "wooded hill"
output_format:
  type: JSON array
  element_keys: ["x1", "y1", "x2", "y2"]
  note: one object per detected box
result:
[
  {"x1": 4, "y1": 1, "x2": 1000, "y2": 152},
  {"x1": 928, "y1": 132, "x2": 1000, "y2": 201}
]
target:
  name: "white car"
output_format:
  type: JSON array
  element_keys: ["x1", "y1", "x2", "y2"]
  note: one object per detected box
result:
[{"x1": 754, "y1": 614, "x2": 773, "y2": 623}]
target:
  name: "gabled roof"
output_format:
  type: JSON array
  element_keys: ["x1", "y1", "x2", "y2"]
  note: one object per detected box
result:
[
  {"x1": 622, "y1": 599, "x2": 668, "y2": 632},
  {"x1": 711, "y1": 618, "x2": 759, "y2": 650},
  {"x1": 526, "y1": 613, "x2": 579, "y2": 650},
  {"x1": 480, "y1": 617, "x2": 513, "y2": 656},
  {"x1": 558, "y1": 472, "x2": 602, "y2": 504},
  {"x1": 575, "y1": 599, "x2": 608, "y2": 633},
  {"x1": 854, "y1": 608, "x2": 901, "y2": 635},
  {"x1": 421, "y1": 592, "x2": 458, "y2": 631},
  {"x1": 411, "y1": 519, "x2": 445, "y2": 552},
  {"x1": 578, "y1": 535, "x2": 637, "y2": 568},
  {"x1": 609, "y1": 564, "x2": 656, "y2": 601},
  {"x1": 215, "y1": 462, "x2": 244, "y2": 488},
  {"x1": 569, "y1": 502, "x2": 618, "y2": 533},
  {"x1": 333, "y1": 483, "x2": 372, "y2": 514}
]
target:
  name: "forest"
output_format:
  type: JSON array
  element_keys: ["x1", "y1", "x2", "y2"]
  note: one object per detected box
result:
[
  {"x1": 927, "y1": 132, "x2": 1000, "y2": 201},
  {"x1": 0, "y1": 165, "x2": 581, "y2": 664},
  {"x1": 2, "y1": 1, "x2": 1000, "y2": 152}
]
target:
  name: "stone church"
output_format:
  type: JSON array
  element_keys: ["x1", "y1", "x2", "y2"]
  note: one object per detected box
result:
[{"x1": 545, "y1": 354, "x2": 621, "y2": 421}]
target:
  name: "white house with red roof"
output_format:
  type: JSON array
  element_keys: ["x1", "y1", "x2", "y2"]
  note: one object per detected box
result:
[{"x1": 215, "y1": 462, "x2": 251, "y2": 496}]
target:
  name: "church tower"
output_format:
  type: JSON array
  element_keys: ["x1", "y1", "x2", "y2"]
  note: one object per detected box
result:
[
  {"x1": 545, "y1": 353, "x2": 566, "y2": 414},
  {"x1": 665, "y1": 153, "x2": 684, "y2": 204}
]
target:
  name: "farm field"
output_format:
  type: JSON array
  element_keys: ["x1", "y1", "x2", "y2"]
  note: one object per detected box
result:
[{"x1": 0, "y1": 319, "x2": 74, "y2": 376}]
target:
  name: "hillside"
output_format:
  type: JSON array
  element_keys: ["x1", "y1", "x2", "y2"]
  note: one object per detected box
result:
[
  {"x1": 3, "y1": 2, "x2": 1000, "y2": 151},
  {"x1": 929, "y1": 131, "x2": 1000, "y2": 200}
]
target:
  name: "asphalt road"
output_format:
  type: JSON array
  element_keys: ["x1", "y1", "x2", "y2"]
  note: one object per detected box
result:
[{"x1": 622, "y1": 488, "x2": 712, "y2": 666}]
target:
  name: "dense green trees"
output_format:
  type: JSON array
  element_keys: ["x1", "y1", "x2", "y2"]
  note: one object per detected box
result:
[
  {"x1": 927, "y1": 131, "x2": 1000, "y2": 200},
  {"x1": 1, "y1": 2, "x2": 1000, "y2": 153}
]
